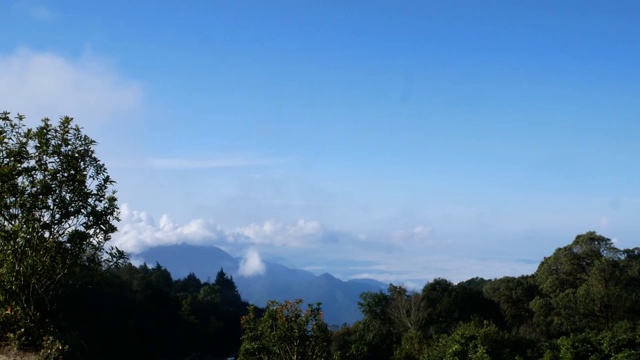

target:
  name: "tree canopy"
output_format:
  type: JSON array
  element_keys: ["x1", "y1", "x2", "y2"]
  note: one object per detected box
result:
[
  {"x1": 240, "y1": 299, "x2": 332, "y2": 360},
  {"x1": 331, "y1": 231, "x2": 640, "y2": 360},
  {"x1": 0, "y1": 112, "x2": 124, "y2": 352}
]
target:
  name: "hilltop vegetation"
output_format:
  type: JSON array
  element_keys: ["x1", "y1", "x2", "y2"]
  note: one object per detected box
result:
[
  {"x1": 332, "y1": 231, "x2": 640, "y2": 359},
  {"x1": 2, "y1": 113, "x2": 640, "y2": 359}
]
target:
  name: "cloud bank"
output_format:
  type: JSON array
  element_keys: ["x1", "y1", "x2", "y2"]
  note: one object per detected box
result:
[
  {"x1": 110, "y1": 204, "x2": 328, "y2": 254},
  {"x1": 110, "y1": 204, "x2": 540, "y2": 286}
]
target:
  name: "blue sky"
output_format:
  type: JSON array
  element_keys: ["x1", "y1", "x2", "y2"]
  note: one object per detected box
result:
[{"x1": 2, "y1": 0, "x2": 639, "y2": 286}]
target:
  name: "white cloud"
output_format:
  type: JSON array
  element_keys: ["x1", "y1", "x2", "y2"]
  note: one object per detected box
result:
[
  {"x1": 111, "y1": 204, "x2": 228, "y2": 253},
  {"x1": 239, "y1": 248, "x2": 266, "y2": 277},
  {"x1": 110, "y1": 204, "x2": 327, "y2": 253},
  {"x1": 0, "y1": 48, "x2": 142, "y2": 127}
]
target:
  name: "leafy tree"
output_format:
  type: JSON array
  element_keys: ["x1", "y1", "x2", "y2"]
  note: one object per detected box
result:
[
  {"x1": 174, "y1": 272, "x2": 203, "y2": 294},
  {"x1": 331, "y1": 322, "x2": 368, "y2": 360},
  {"x1": 215, "y1": 267, "x2": 242, "y2": 305},
  {"x1": 356, "y1": 290, "x2": 396, "y2": 359},
  {"x1": 212, "y1": 268, "x2": 249, "y2": 354},
  {"x1": 0, "y1": 112, "x2": 123, "y2": 348},
  {"x1": 388, "y1": 284, "x2": 426, "y2": 334},
  {"x1": 483, "y1": 275, "x2": 538, "y2": 334},
  {"x1": 532, "y1": 231, "x2": 633, "y2": 336},
  {"x1": 386, "y1": 285, "x2": 427, "y2": 360},
  {"x1": 421, "y1": 278, "x2": 502, "y2": 337},
  {"x1": 355, "y1": 286, "x2": 427, "y2": 360},
  {"x1": 422, "y1": 320, "x2": 537, "y2": 360},
  {"x1": 393, "y1": 330, "x2": 426, "y2": 360},
  {"x1": 239, "y1": 299, "x2": 331, "y2": 360},
  {"x1": 545, "y1": 325, "x2": 640, "y2": 360}
]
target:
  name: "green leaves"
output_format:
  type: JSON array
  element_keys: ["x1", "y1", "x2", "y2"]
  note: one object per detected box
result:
[
  {"x1": 532, "y1": 232, "x2": 637, "y2": 336},
  {"x1": 0, "y1": 111, "x2": 122, "y2": 349},
  {"x1": 239, "y1": 299, "x2": 332, "y2": 360}
]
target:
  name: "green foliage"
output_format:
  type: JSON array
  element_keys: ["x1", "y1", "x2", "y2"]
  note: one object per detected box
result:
[
  {"x1": 549, "y1": 328, "x2": 640, "y2": 360},
  {"x1": 331, "y1": 322, "x2": 368, "y2": 360},
  {"x1": 483, "y1": 275, "x2": 537, "y2": 334},
  {"x1": 388, "y1": 285, "x2": 426, "y2": 334},
  {"x1": 0, "y1": 112, "x2": 121, "y2": 350},
  {"x1": 532, "y1": 232, "x2": 640, "y2": 337},
  {"x1": 393, "y1": 330, "x2": 425, "y2": 360},
  {"x1": 421, "y1": 320, "x2": 535, "y2": 360},
  {"x1": 423, "y1": 321, "x2": 497, "y2": 360},
  {"x1": 421, "y1": 278, "x2": 502, "y2": 337},
  {"x1": 356, "y1": 289, "x2": 397, "y2": 358},
  {"x1": 55, "y1": 263, "x2": 250, "y2": 359},
  {"x1": 336, "y1": 231, "x2": 640, "y2": 360},
  {"x1": 239, "y1": 299, "x2": 332, "y2": 360}
]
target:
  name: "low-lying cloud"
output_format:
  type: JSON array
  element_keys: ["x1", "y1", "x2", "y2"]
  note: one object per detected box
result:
[
  {"x1": 110, "y1": 204, "x2": 543, "y2": 286},
  {"x1": 239, "y1": 248, "x2": 266, "y2": 277}
]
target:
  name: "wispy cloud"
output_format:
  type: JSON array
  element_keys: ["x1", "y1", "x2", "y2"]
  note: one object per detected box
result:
[
  {"x1": 236, "y1": 219, "x2": 323, "y2": 247},
  {"x1": 147, "y1": 156, "x2": 286, "y2": 169},
  {"x1": 26, "y1": 4, "x2": 53, "y2": 20},
  {"x1": 390, "y1": 226, "x2": 434, "y2": 246},
  {"x1": 14, "y1": 1, "x2": 55, "y2": 21}
]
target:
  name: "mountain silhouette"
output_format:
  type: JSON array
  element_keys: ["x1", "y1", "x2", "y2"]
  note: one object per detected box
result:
[{"x1": 138, "y1": 244, "x2": 386, "y2": 325}]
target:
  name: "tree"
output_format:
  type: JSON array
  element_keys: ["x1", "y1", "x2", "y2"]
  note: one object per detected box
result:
[
  {"x1": 386, "y1": 285, "x2": 426, "y2": 360},
  {"x1": 387, "y1": 284, "x2": 426, "y2": 334},
  {"x1": 532, "y1": 231, "x2": 630, "y2": 336},
  {"x1": 423, "y1": 320, "x2": 514, "y2": 360},
  {"x1": 239, "y1": 299, "x2": 331, "y2": 360},
  {"x1": 215, "y1": 267, "x2": 242, "y2": 305},
  {"x1": 483, "y1": 275, "x2": 538, "y2": 333},
  {"x1": 354, "y1": 290, "x2": 395, "y2": 359},
  {"x1": 0, "y1": 112, "x2": 123, "y2": 345}
]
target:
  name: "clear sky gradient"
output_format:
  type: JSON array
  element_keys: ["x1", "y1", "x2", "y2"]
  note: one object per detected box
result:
[{"x1": 2, "y1": 0, "x2": 639, "y2": 286}]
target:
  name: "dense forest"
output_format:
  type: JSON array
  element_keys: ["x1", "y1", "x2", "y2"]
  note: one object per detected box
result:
[{"x1": 2, "y1": 113, "x2": 640, "y2": 359}]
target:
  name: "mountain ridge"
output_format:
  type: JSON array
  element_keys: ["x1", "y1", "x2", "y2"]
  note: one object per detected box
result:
[{"x1": 137, "y1": 243, "x2": 386, "y2": 325}]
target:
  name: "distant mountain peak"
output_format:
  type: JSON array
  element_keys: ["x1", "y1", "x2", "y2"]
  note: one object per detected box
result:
[{"x1": 138, "y1": 243, "x2": 385, "y2": 325}]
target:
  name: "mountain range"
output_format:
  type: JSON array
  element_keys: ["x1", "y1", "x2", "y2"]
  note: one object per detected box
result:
[{"x1": 138, "y1": 244, "x2": 387, "y2": 325}]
